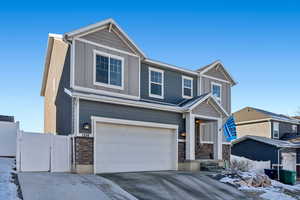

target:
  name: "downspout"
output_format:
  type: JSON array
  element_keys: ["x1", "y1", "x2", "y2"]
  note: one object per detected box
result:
[{"x1": 277, "y1": 148, "x2": 283, "y2": 181}]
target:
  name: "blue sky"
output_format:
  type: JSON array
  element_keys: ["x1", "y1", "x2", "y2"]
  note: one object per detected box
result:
[{"x1": 0, "y1": 0, "x2": 299, "y2": 132}]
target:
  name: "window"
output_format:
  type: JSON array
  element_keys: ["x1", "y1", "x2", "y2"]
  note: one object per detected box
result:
[
  {"x1": 211, "y1": 82, "x2": 222, "y2": 102},
  {"x1": 273, "y1": 122, "x2": 279, "y2": 139},
  {"x1": 292, "y1": 125, "x2": 298, "y2": 133},
  {"x1": 93, "y1": 50, "x2": 124, "y2": 89},
  {"x1": 182, "y1": 76, "x2": 193, "y2": 98},
  {"x1": 149, "y1": 67, "x2": 164, "y2": 98}
]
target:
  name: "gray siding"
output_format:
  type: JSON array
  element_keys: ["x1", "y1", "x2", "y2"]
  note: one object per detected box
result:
[
  {"x1": 81, "y1": 29, "x2": 134, "y2": 54},
  {"x1": 231, "y1": 139, "x2": 279, "y2": 165},
  {"x1": 74, "y1": 40, "x2": 140, "y2": 98},
  {"x1": 270, "y1": 120, "x2": 299, "y2": 139},
  {"x1": 192, "y1": 101, "x2": 220, "y2": 118},
  {"x1": 79, "y1": 100, "x2": 185, "y2": 135},
  {"x1": 204, "y1": 66, "x2": 228, "y2": 80},
  {"x1": 55, "y1": 48, "x2": 72, "y2": 135},
  {"x1": 140, "y1": 63, "x2": 198, "y2": 104},
  {"x1": 201, "y1": 76, "x2": 231, "y2": 113}
]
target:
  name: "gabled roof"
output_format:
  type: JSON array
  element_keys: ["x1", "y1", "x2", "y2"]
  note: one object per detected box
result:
[
  {"x1": 251, "y1": 107, "x2": 298, "y2": 124},
  {"x1": 180, "y1": 93, "x2": 229, "y2": 117},
  {"x1": 197, "y1": 60, "x2": 237, "y2": 85},
  {"x1": 64, "y1": 18, "x2": 146, "y2": 58},
  {"x1": 232, "y1": 135, "x2": 300, "y2": 148}
]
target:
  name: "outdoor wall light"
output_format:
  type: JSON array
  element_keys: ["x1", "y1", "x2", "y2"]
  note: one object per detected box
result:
[
  {"x1": 180, "y1": 132, "x2": 186, "y2": 137},
  {"x1": 195, "y1": 120, "x2": 200, "y2": 124},
  {"x1": 82, "y1": 123, "x2": 91, "y2": 131}
]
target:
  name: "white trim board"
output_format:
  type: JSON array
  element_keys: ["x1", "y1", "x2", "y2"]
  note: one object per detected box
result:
[
  {"x1": 148, "y1": 67, "x2": 164, "y2": 99},
  {"x1": 182, "y1": 75, "x2": 193, "y2": 99},
  {"x1": 211, "y1": 82, "x2": 222, "y2": 103},
  {"x1": 65, "y1": 18, "x2": 146, "y2": 58},
  {"x1": 92, "y1": 49, "x2": 125, "y2": 90},
  {"x1": 75, "y1": 38, "x2": 139, "y2": 58},
  {"x1": 92, "y1": 116, "x2": 178, "y2": 173}
]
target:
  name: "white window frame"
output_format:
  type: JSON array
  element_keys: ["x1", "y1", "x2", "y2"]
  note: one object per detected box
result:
[
  {"x1": 292, "y1": 125, "x2": 298, "y2": 133},
  {"x1": 273, "y1": 122, "x2": 279, "y2": 139},
  {"x1": 93, "y1": 49, "x2": 124, "y2": 90},
  {"x1": 199, "y1": 123, "x2": 214, "y2": 144},
  {"x1": 148, "y1": 67, "x2": 164, "y2": 99},
  {"x1": 182, "y1": 75, "x2": 193, "y2": 99},
  {"x1": 211, "y1": 82, "x2": 222, "y2": 102}
]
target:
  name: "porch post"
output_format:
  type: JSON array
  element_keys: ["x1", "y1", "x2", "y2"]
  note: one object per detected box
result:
[
  {"x1": 214, "y1": 118, "x2": 223, "y2": 160},
  {"x1": 185, "y1": 112, "x2": 195, "y2": 160}
]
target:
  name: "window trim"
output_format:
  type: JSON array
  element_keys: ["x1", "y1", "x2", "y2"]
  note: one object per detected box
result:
[
  {"x1": 199, "y1": 123, "x2": 214, "y2": 144},
  {"x1": 148, "y1": 67, "x2": 164, "y2": 99},
  {"x1": 292, "y1": 124, "x2": 298, "y2": 133},
  {"x1": 211, "y1": 82, "x2": 222, "y2": 102},
  {"x1": 182, "y1": 75, "x2": 193, "y2": 99},
  {"x1": 273, "y1": 122, "x2": 279, "y2": 139},
  {"x1": 93, "y1": 49, "x2": 124, "y2": 90}
]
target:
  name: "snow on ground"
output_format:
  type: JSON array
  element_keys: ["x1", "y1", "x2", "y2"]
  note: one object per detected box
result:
[
  {"x1": 0, "y1": 157, "x2": 20, "y2": 200},
  {"x1": 219, "y1": 171, "x2": 300, "y2": 200}
]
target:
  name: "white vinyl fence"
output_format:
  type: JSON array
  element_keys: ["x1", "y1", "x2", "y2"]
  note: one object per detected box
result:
[
  {"x1": 0, "y1": 121, "x2": 19, "y2": 157},
  {"x1": 16, "y1": 131, "x2": 71, "y2": 172}
]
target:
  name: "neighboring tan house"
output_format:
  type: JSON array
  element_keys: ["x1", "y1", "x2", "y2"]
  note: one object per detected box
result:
[
  {"x1": 233, "y1": 107, "x2": 300, "y2": 139},
  {"x1": 233, "y1": 107, "x2": 300, "y2": 178},
  {"x1": 40, "y1": 18, "x2": 237, "y2": 174}
]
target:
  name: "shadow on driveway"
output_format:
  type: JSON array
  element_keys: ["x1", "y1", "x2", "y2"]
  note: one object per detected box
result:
[{"x1": 100, "y1": 171, "x2": 249, "y2": 200}]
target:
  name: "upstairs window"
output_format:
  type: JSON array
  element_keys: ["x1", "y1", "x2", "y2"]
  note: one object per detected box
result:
[
  {"x1": 149, "y1": 67, "x2": 164, "y2": 99},
  {"x1": 273, "y1": 122, "x2": 279, "y2": 139},
  {"x1": 211, "y1": 82, "x2": 222, "y2": 102},
  {"x1": 182, "y1": 76, "x2": 193, "y2": 98},
  {"x1": 93, "y1": 50, "x2": 124, "y2": 89}
]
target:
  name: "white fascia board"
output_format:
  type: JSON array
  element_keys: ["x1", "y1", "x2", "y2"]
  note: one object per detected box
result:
[
  {"x1": 65, "y1": 18, "x2": 114, "y2": 38},
  {"x1": 144, "y1": 59, "x2": 198, "y2": 76},
  {"x1": 199, "y1": 61, "x2": 237, "y2": 85},
  {"x1": 64, "y1": 18, "x2": 146, "y2": 58}
]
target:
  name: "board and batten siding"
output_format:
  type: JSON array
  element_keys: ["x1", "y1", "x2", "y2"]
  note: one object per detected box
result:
[
  {"x1": 200, "y1": 76, "x2": 231, "y2": 114},
  {"x1": 74, "y1": 40, "x2": 140, "y2": 98},
  {"x1": 231, "y1": 139, "x2": 278, "y2": 165},
  {"x1": 140, "y1": 63, "x2": 198, "y2": 104},
  {"x1": 81, "y1": 28, "x2": 135, "y2": 54},
  {"x1": 78, "y1": 99, "x2": 185, "y2": 135}
]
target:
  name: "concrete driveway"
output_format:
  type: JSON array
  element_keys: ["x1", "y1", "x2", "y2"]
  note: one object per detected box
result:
[
  {"x1": 100, "y1": 171, "x2": 249, "y2": 200},
  {"x1": 18, "y1": 172, "x2": 137, "y2": 200}
]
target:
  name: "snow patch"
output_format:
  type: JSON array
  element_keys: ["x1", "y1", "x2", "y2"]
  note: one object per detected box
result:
[
  {"x1": 0, "y1": 158, "x2": 20, "y2": 200},
  {"x1": 260, "y1": 190, "x2": 296, "y2": 200}
]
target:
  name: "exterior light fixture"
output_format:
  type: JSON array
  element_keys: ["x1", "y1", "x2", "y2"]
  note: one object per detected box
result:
[
  {"x1": 180, "y1": 132, "x2": 186, "y2": 137},
  {"x1": 82, "y1": 123, "x2": 91, "y2": 131},
  {"x1": 195, "y1": 120, "x2": 200, "y2": 124}
]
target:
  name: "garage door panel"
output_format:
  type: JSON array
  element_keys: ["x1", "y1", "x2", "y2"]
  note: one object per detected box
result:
[{"x1": 95, "y1": 121, "x2": 177, "y2": 173}]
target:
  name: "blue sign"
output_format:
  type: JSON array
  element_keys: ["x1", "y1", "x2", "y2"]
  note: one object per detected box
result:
[{"x1": 223, "y1": 116, "x2": 237, "y2": 142}]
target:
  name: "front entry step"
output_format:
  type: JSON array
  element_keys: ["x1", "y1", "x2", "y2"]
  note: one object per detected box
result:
[
  {"x1": 200, "y1": 161, "x2": 224, "y2": 172},
  {"x1": 178, "y1": 160, "x2": 224, "y2": 172}
]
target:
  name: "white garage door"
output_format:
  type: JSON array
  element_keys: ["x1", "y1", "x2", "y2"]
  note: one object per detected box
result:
[{"x1": 94, "y1": 118, "x2": 178, "y2": 174}]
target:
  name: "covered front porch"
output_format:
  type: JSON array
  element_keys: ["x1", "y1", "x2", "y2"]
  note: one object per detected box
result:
[{"x1": 178, "y1": 94, "x2": 229, "y2": 171}]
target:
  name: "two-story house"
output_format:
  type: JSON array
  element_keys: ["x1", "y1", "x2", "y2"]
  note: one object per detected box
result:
[{"x1": 40, "y1": 19, "x2": 236, "y2": 174}]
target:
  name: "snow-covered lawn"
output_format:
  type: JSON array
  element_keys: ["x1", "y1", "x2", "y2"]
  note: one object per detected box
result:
[
  {"x1": 0, "y1": 157, "x2": 21, "y2": 200},
  {"x1": 219, "y1": 171, "x2": 300, "y2": 200}
]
